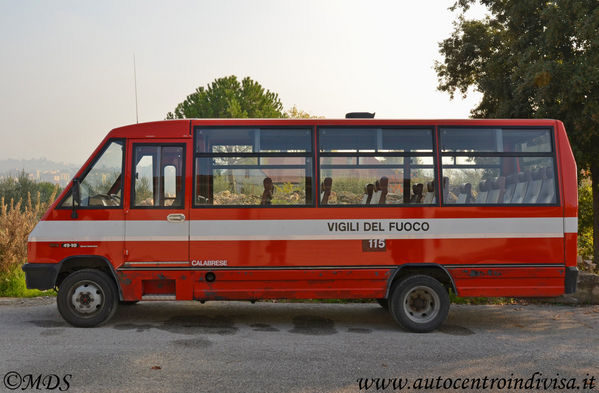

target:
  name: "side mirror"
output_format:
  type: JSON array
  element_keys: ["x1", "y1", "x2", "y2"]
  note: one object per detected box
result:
[{"x1": 71, "y1": 179, "x2": 81, "y2": 219}]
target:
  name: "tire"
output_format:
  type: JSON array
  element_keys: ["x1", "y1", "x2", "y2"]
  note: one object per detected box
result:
[
  {"x1": 57, "y1": 269, "x2": 119, "y2": 327},
  {"x1": 119, "y1": 300, "x2": 139, "y2": 306},
  {"x1": 375, "y1": 298, "x2": 389, "y2": 310},
  {"x1": 389, "y1": 275, "x2": 449, "y2": 333}
]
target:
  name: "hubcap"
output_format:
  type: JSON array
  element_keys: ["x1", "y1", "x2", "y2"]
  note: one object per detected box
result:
[
  {"x1": 403, "y1": 286, "x2": 440, "y2": 324},
  {"x1": 71, "y1": 281, "x2": 104, "y2": 314}
]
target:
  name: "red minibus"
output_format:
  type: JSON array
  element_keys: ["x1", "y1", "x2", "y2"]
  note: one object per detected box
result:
[{"x1": 23, "y1": 118, "x2": 578, "y2": 332}]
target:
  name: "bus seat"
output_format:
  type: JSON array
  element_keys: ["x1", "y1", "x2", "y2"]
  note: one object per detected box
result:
[
  {"x1": 486, "y1": 176, "x2": 505, "y2": 204},
  {"x1": 442, "y1": 177, "x2": 457, "y2": 203},
  {"x1": 361, "y1": 183, "x2": 375, "y2": 204},
  {"x1": 474, "y1": 180, "x2": 489, "y2": 203},
  {"x1": 261, "y1": 177, "x2": 274, "y2": 205},
  {"x1": 136, "y1": 197, "x2": 154, "y2": 206},
  {"x1": 523, "y1": 168, "x2": 544, "y2": 204},
  {"x1": 422, "y1": 181, "x2": 435, "y2": 204},
  {"x1": 502, "y1": 174, "x2": 517, "y2": 203},
  {"x1": 456, "y1": 183, "x2": 473, "y2": 204},
  {"x1": 320, "y1": 177, "x2": 333, "y2": 205},
  {"x1": 378, "y1": 177, "x2": 389, "y2": 204},
  {"x1": 410, "y1": 183, "x2": 424, "y2": 203},
  {"x1": 371, "y1": 187, "x2": 382, "y2": 204},
  {"x1": 536, "y1": 167, "x2": 556, "y2": 203},
  {"x1": 511, "y1": 171, "x2": 531, "y2": 203}
]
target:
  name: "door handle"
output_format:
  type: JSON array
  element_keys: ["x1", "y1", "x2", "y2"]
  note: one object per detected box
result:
[{"x1": 167, "y1": 213, "x2": 186, "y2": 222}]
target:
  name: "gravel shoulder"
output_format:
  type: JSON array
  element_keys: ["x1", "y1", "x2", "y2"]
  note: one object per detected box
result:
[{"x1": 0, "y1": 299, "x2": 597, "y2": 393}]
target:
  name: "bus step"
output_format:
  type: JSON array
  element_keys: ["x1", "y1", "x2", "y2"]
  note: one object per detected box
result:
[{"x1": 141, "y1": 294, "x2": 176, "y2": 301}]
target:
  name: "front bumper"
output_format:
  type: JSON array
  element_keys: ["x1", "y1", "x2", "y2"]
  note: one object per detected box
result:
[
  {"x1": 21, "y1": 263, "x2": 60, "y2": 290},
  {"x1": 564, "y1": 266, "x2": 579, "y2": 294}
]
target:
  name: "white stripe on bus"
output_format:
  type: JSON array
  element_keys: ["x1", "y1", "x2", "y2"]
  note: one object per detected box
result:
[
  {"x1": 564, "y1": 216, "x2": 578, "y2": 233},
  {"x1": 28, "y1": 217, "x2": 575, "y2": 242}
]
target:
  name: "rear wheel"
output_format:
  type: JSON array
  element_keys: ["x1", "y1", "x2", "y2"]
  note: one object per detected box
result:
[
  {"x1": 57, "y1": 269, "x2": 118, "y2": 327},
  {"x1": 389, "y1": 275, "x2": 449, "y2": 333}
]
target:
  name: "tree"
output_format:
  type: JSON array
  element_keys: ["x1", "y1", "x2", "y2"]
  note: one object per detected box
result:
[
  {"x1": 285, "y1": 105, "x2": 321, "y2": 119},
  {"x1": 435, "y1": 0, "x2": 599, "y2": 262},
  {"x1": 166, "y1": 75, "x2": 285, "y2": 119},
  {"x1": 167, "y1": 75, "x2": 318, "y2": 195},
  {"x1": 0, "y1": 171, "x2": 60, "y2": 211}
]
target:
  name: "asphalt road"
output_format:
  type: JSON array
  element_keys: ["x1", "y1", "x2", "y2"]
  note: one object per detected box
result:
[{"x1": 0, "y1": 298, "x2": 598, "y2": 393}]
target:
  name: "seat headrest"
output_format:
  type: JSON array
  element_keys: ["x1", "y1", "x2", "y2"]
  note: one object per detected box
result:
[
  {"x1": 519, "y1": 171, "x2": 531, "y2": 182},
  {"x1": 532, "y1": 168, "x2": 544, "y2": 180},
  {"x1": 379, "y1": 177, "x2": 389, "y2": 189},
  {"x1": 495, "y1": 176, "x2": 506, "y2": 189}
]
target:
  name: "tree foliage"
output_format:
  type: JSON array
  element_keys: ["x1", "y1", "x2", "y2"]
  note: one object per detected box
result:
[
  {"x1": 166, "y1": 75, "x2": 285, "y2": 119},
  {"x1": 0, "y1": 171, "x2": 60, "y2": 211},
  {"x1": 0, "y1": 182, "x2": 57, "y2": 296},
  {"x1": 578, "y1": 174, "x2": 593, "y2": 261},
  {"x1": 285, "y1": 105, "x2": 320, "y2": 119},
  {"x1": 435, "y1": 0, "x2": 599, "y2": 261}
]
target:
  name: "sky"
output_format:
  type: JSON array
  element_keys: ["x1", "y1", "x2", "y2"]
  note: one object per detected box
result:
[{"x1": 0, "y1": 1, "x2": 487, "y2": 166}]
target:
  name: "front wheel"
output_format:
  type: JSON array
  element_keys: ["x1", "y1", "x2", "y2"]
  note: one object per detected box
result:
[
  {"x1": 389, "y1": 275, "x2": 449, "y2": 333},
  {"x1": 57, "y1": 269, "x2": 118, "y2": 327}
]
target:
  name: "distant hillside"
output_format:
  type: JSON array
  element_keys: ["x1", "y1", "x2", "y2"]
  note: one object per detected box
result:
[
  {"x1": 0, "y1": 158, "x2": 78, "y2": 187},
  {"x1": 0, "y1": 158, "x2": 78, "y2": 173}
]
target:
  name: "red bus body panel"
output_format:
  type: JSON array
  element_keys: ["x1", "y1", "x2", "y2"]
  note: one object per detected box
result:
[{"x1": 27, "y1": 119, "x2": 578, "y2": 300}]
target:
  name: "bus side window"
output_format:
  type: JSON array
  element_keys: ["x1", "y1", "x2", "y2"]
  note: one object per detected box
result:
[
  {"x1": 440, "y1": 127, "x2": 557, "y2": 205},
  {"x1": 318, "y1": 127, "x2": 435, "y2": 206},
  {"x1": 194, "y1": 127, "x2": 313, "y2": 207}
]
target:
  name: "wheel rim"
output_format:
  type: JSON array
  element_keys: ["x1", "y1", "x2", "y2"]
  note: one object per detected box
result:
[
  {"x1": 402, "y1": 285, "x2": 440, "y2": 324},
  {"x1": 70, "y1": 280, "x2": 104, "y2": 316}
]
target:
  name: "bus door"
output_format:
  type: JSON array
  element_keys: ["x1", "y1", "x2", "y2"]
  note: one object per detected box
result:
[{"x1": 124, "y1": 139, "x2": 189, "y2": 269}]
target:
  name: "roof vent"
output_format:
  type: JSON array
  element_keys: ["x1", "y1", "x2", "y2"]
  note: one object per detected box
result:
[{"x1": 345, "y1": 112, "x2": 375, "y2": 119}]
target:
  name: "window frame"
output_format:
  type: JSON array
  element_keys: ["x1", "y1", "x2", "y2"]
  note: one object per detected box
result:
[
  {"x1": 130, "y1": 142, "x2": 187, "y2": 210},
  {"x1": 56, "y1": 138, "x2": 126, "y2": 210},
  {"x1": 192, "y1": 126, "x2": 316, "y2": 208},
  {"x1": 316, "y1": 126, "x2": 439, "y2": 208},
  {"x1": 439, "y1": 125, "x2": 560, "y2": 207}
]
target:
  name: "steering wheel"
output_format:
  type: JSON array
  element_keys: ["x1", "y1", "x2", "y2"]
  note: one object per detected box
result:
[{"x1": 93, "y1": 194, "x2": 120, "y2": 206}]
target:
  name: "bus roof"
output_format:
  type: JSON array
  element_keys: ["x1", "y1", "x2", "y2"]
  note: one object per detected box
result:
[{"x1": 107, "y1": 118, "x2": 562, "y2": 139}]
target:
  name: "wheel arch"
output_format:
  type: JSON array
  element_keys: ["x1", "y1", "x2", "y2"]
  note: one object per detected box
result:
[
  {"x1": 56, "y1": 255, "x2": 123, "y2": 300},
  {"x1": 384, "y1": 264, "x2": 457, "y2": 298}
]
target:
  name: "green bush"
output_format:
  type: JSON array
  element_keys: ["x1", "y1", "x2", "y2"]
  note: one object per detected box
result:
[
  {"x1": 578, "y1": 176, "x2": 593, "y2": 261},
  {"x1": 0, "y1": 176, "x2": 58, "y2": 297}
]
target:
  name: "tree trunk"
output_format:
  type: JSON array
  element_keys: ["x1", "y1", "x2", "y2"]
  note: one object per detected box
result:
[{"x1": 591, "y1": 163, "x2": 599, "y2": 265}]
